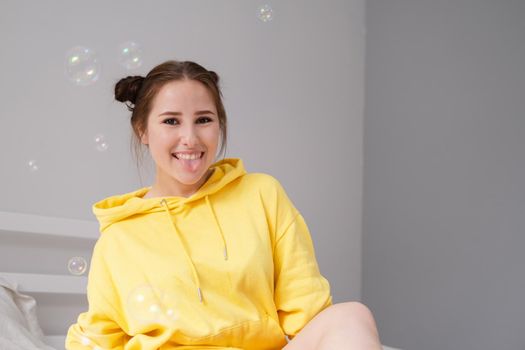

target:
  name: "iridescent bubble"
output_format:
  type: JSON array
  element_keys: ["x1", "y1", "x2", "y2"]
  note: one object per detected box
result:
[
  {"x1": 96, "y1": 142, "x2": 108, "y2": 152},
  {"x1": 149, "y1": 304, "x2": 161, "y2": 313},
  {"x1": 65, "y1": 46, "x2": 101, "y2": 86},
  {"x1": 68, "y1": 256, "x2": 87, "y2": 275},
  {"x1": 257, "y1": 4, "x2": 273, "y2": 22},
  {"x1": 127, "y1": 284, "x2": 164, "y2": 325},
  {"x1": 80, "y1": 336, "x2": 91, "y2": 346},
  {"x1": 94, "y1": 133, "x2": 109, "y2": 152},
  {"x1": 165, "y1": 308, "x2": 176, "y2": 318},
  {"x1": 159, "y1": 290, "x2": 180, "y2": 325},
  {"x1": 127, "y1": 284, "x2": 180, "y2": 327},
  {"x1": 117, "y1": 41, "x2": 143, "y2": 70},
  {"x1": 27, "y1": 160, "x2": 39, "y2": 172}
]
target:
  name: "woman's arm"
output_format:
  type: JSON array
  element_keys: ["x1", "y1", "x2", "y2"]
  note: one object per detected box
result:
[{"x1": 269, "y1": 178, "x2": 333, "y2": 339}]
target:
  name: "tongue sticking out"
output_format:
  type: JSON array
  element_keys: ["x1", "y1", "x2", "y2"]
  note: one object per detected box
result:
[
  {"x1": 179, "y1": 158, "x2": 201, "y2": 172},
  {"x1": 175, "y1": 153, "x2": 203, "y2": 173}
]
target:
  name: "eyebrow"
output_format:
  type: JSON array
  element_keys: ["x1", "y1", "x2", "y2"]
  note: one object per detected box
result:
[{"x1": 158, "y1": 110, "x2": 215, "y2": 117}]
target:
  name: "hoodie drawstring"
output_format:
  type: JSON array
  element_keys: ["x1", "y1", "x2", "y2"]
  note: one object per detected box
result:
[
  {"x1": 160, "y1": 198, "x2": 204, "y2": 303},
  {"x1": 159, "y1": 195, "x2": 229, "y2": 304}
]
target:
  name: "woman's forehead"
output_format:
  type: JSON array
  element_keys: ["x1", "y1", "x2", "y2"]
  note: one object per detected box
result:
[
  {"x1": 153, "y1": 80, "x2": 215, "y2": 109},
  {"x1": 160, "y1": 79, "x2": 209, "y2": 96}
]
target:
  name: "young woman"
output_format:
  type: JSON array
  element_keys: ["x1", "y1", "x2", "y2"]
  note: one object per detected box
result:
[{"x1": 65, "y1": 60, "x2": 383, "y2": 350}]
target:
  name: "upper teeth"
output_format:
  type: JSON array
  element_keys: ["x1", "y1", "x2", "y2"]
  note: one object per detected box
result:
[{"x1": 175, "y1": 152, "x2": 202, "y2": 160}]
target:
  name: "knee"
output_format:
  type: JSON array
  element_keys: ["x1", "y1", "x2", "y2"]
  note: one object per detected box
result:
[
  {"x1": 324, "y1": 302, "x2": 378, "y2": 330},
  {"x1": 314, "y1": 302, "x2": 382, "y2": 348}
]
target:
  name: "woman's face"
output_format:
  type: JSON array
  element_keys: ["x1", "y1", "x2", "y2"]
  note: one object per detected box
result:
[{"x1": 141, "y1": 79, "x2": 220, "y2": 194}]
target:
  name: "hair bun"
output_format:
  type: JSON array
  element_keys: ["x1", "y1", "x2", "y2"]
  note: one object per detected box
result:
[{"x1": 115, "y1": 76, "x2": 145, "y2": 110}]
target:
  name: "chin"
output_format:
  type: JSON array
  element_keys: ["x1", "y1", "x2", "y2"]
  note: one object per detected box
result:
[{"x1": 175, "y1": 172, "x2": 206, "y2": 185}]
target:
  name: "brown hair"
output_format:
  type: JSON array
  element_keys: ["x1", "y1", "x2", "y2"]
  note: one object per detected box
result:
[{"x1": 114, "y1": 60, "x2": 228, "y2": 179}]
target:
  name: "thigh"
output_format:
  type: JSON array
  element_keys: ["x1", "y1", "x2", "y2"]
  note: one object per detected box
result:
[
  {"x1": 282, "y1": 302, "x2": 381, "y2": 350},
  {"x1": 281, "y1": 304, "x2": 336, "y2": 350}
]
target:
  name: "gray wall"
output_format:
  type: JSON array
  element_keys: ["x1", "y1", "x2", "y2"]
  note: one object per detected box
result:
[
  {"x1": 363, "y1": 1, "x2": 525, "y2": 349},
  {"x1": 0, "y1": 0, "x2": 365, "y2": 303}
]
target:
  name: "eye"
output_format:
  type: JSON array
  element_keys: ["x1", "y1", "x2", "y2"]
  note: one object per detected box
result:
[
  {"x1": 163, "y1": 118, "x2": 178, "y2": 125},
  {"x1": 197, "y1": 116, "x2": 213, "y2": 124}
]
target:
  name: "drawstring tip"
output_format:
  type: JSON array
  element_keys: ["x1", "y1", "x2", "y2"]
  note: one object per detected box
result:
[
  {"x1": 223, "y1": 247, "x2": 229, "y2": 260},
  {"x1": 197, "y1": 287, "x2": 203, "y2": 303}
]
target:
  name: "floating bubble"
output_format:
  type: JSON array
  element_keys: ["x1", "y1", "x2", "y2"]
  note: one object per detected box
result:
[
  {"x1": 65, "y1": 46, "x2": 101, "y2": 86},
  {"x1": 80, "y1": 336, "x2": 91, "y2": 346},
  {"x1": 96, "y1": 142, "x2": 108, "y2": 152},
  {"x1": 159, "y1": 290, "x2": 180, "y2": 325},
  {"x1": 257, "y1": 4, "x2": 273, "y2": 22},
  {"x1": 166, "y1": 308, "x2": 176, "y2": 318},
  {"x1": 149, "y1": 304, "x2": 161, "y2": 313},
  {"x1": 127, "y1": 284, "x2": 180, "y2": 327},
  {"x1": 68, "y1": 256, "x2": 87, "y2": 275},
  {"x1": 127, "y1": 284, "x2": 164, "y2": 325},
  {"x1": 94, "y1": 133, "x2": 109, "y2": 152},
  {"x1": 117, "y1": 41, "x2": 143, "y2": 70},
  {"x1": 27, "y1": 160, "x2": 39, "y2": 172}
]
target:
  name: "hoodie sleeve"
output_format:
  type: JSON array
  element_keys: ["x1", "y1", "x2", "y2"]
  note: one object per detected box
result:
[
  {"x1": 65, "y1": 239, "x2": 129, "y2": 349},
  {"x1": 270, "y1": 178, "x2": 333, "y2": 339}
]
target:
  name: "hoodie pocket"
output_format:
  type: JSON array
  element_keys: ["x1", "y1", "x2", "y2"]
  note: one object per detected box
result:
[
  {"x1": 226, "y1": 314, "x2": 287, "y2": 350},
  {"x1": 179, "y1": 313, "x2": 287, "y2": 350}
]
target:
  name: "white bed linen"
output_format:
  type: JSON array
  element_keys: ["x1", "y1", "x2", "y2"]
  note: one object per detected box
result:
[{"x1": 0, "y1": 276, "x2": 56, "y2": 350}]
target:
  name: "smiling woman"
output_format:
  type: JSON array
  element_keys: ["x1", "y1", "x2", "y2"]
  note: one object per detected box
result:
[{"x1": 64, "y1": 59, "x2": 383, "y2": 350}]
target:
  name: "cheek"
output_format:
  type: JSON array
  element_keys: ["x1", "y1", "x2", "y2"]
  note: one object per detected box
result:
[
  {"x1": 203, "y1": 128, "x2": 220, "y2": 146},
  {"x1": 147, "y1": 131, "x2": 171, "y2": 154},
  {"x1": 150, "y1": 129, "x2": 171, "y2": 144}
]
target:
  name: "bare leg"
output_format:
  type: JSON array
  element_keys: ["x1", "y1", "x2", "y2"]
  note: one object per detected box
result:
[{"x1": 282, "y1": 302, "x2": 383, "y2": 350}]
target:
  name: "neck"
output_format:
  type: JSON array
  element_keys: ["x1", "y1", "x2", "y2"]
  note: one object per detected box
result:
[{"x1": 148, "y1": 168, "x2": 214, "y2": 198}]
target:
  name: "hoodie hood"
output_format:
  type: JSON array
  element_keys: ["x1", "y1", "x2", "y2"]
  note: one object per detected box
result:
[{"x1": 93, "y1": 158, "x2": 246, "y2": 233}]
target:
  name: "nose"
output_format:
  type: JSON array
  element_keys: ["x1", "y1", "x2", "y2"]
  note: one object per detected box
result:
[{"x1": 180, "y1": 123, "x2": 199, "y2": 147}]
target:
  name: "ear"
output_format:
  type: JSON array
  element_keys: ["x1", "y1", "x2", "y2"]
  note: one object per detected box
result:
[{"x1": 140, "y1": 131, "x2": 148, "y2": 145}]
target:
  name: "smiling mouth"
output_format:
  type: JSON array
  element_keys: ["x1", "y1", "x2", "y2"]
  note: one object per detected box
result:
[{"x1": 172, "y1": 152, "x2": 205, "y2": 160}]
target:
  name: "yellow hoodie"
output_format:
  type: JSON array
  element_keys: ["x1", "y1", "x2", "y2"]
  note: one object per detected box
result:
[{"x1": 65, "y1": 158, "x2": 332, "y2": 350}]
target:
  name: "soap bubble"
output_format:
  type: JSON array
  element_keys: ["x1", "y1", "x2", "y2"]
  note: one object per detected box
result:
[
  {"x1": 68, "y1": 256, "x2": 87, "y2": 275},
  {"x1": 159, "y1": 290, "x2": 180, "y2": 325},
  {"x1": 165, "y1": 308, "x2": 177, "y2": 318},
  {"x1": 149, "y1": 304, "x2": 161, "y2": 313},
  {"x1": 27, "y1": 160, "x2": 39, "y2": 172},
  {"x1": 127, "y1": 284, "x2": 179, "y2": 326},
  {"x1": 94, "y1": 133, "x2": 109, "y2": 152},
  {"x1": 117, "y1": 41, "x2": 143, "y2": 70},
  {"x1": 65, "y1": 46, "x2": 101, "y2": 86},
  {"x1": 257, "y1": 4, "x2": 273, "y2": 22},
  {"x1": 127, "y1": 284, "x2": 163, "y2": 325}
]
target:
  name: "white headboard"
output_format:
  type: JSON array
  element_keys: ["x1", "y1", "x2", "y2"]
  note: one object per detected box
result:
[{"x1": 0, "y1": 211, "x2": 98, "y2": 350}]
